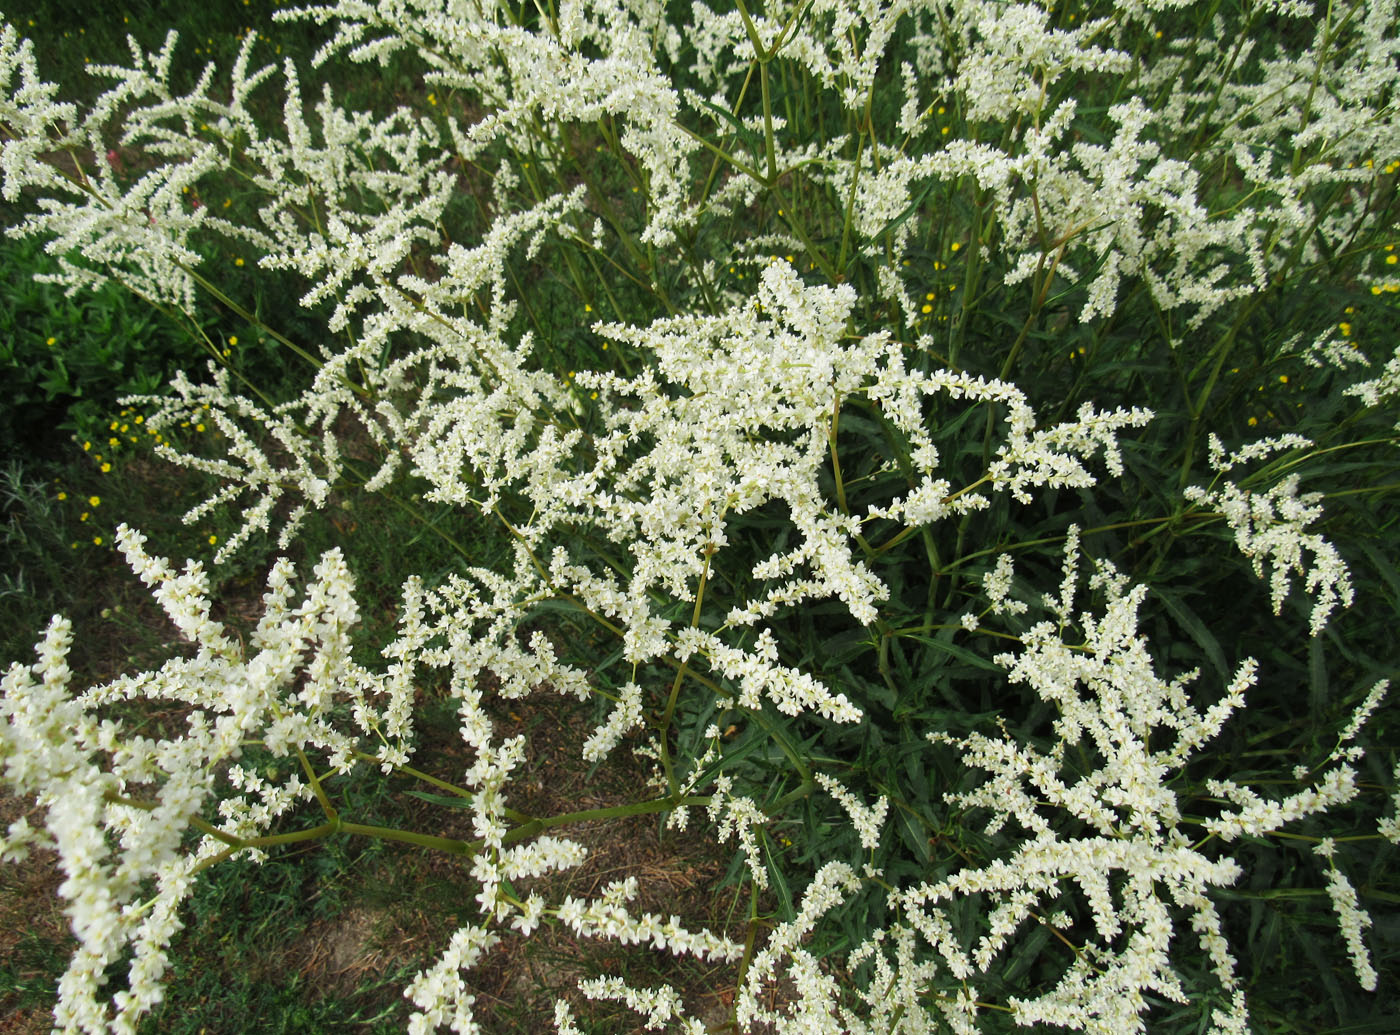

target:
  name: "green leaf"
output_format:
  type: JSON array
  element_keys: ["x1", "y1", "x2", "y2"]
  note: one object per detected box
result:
[
  {"x1": 39, "y1": 355, "x2": 74, "y2": 399},
  {"x1": 1156, "y1": 587, "x2": 1230, "y2": 682},
  {"x1": 691, "y1": 728, "x2": 769, "y2": 787},
  {"x1": 895, "y1": 803, "x2": 932, "y2": 866},
  {"x1": 761, "y1": 832, "x2": 796, "y2": 923},
  {"x1": 1291, "y1": 914, "x2": 1349, "y2": 1019},
  {"x1": 1356, "y1": 538, "x2": 1400, "y2": 611},
  {"x1": 905, "y1": 632, "x2": 1001, "y2": 672},
  {"x1": 999, "y1": 921, "x2": 1050, "y2": 987},
  {"x1": 1308, "y1": 636, "x2": 1329, "y2": 723},
  {"x1": 696, "y1": 97, "x2": 760, "y2": 153}
]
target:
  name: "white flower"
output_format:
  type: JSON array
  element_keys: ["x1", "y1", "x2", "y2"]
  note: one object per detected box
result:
[
  {"x1": 1184, "y1": 468, "x2": 1353, "y2": 635},
  {"x1": 581, "y1": 681, "x2": 644, "y2": 761},
  {"x1": 707, "y1": 775, "x2": 770, "y2": 889},
  {"x1": 1321, "y1": 863, "x2": 1378, "y2": 991},
  {"x1": 815, "y1": 772, "x2": 889, "y2": 852}
]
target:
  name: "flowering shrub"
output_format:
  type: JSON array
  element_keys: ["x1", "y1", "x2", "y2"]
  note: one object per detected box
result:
[{"x1": 2, "y1": 0, "x2": 1398, "y2": 1032}]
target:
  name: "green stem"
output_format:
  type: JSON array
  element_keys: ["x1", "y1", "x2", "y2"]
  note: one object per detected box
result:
[
  {"x1": 296, "y1": 744, "x2": 339, "y2": 823},
  {"x1": 340, "y1": 821, "x2": 479, "y2": 855},
  {"x1": 177, "y1": 263, "x2": 330, "y2": 377},
  {"x1": 836, "y1": 130, "x2": 865, "y2": 275},
  {"x1": 351, "y1": 750, "x2": 532, "y2": 824},
  {"x1": 677, "y1": 122, "x2": 766, "y2": 183},
  {"x1": 499, "y1": 794, "x2": 712, "y2": 846},
  {"x1": 759, "y1": 60, "x2": 779, "y2": 185}
]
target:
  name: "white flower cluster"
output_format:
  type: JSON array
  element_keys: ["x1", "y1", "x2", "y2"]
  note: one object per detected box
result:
[
  {"x1": 580, "y1": 680, "x2": 644, "y2": 761},
  {"x1": 0, "y1": 23, "x2": 77, "y2": 203},
  {"x1": 0, "y1": 528, "x2": 408, "y2": 1033},
  {"x1": 984, "y1": 554, "x2": 1027, "y2": 616},
  {"x1": 857, "y1": 535, "x2": 1378, "y2": 1034},
  {"x1": 736, "y1": 861, "x2": 866, "y2": 1034},
  {"x1": 814, "y1": 772, "x2": 889, "y2": 853},
  {"x1": 1314, "y1": 842, "x2": 1379, "y2": 991},
  {"x1": 915, "y1": 549, "x2": 1259, "y2": 1030},
  {"x1": 707, "y1": 775, "x2": 770, "y2": 889},
  {"x1": 404, "y1": 923, "x2": 500, "y2": 1035},
  {"x1": 953, "y1": 5, "x2": 1131, "y2": 124},
  {"x1": 288, "y1": 0, "x2": 695, "y2": 247},
  {"x1": 1344, "y1": 342, "x2": 1400, "y2": 428},
  {"x1": 572, "y1": 976, "x2": 707, "y2": 1033},
  {"x1": 3, "y1": 30, "x2": 255, "y2": 311},
  {"x1": 1380, "y1": 760, "x2": 1400, "y2": 844},
  {"x1": 554, "y1": 875, "x2": 742, "y2": 962},
  {"x1": 1, "y1": 0, "x2": 1394, "y2": 1030},
  {"x1": 1185, "y1": 435, "x2": 1354, "y2": 635},
  {"x1": 671, "y1": 521, "x2": 1382, "y2": 1034}
]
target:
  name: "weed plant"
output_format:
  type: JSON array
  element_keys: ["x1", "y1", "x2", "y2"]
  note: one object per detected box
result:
[{"x1": 1, "y1": 1, "x2": 1398, "y2": 1033}]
